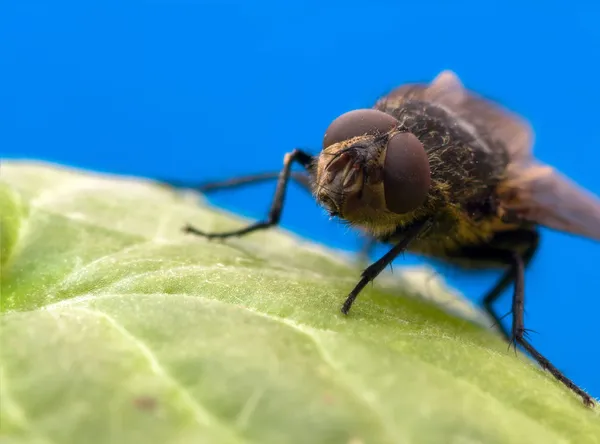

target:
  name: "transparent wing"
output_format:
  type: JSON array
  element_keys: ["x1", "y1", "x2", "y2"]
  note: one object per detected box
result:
[
  {"x1": 377, "y1": 70, "x2": 534, "y2": 162},
  {"x1": 499, "y1": 161, "x2": 600, "y2": 241}
]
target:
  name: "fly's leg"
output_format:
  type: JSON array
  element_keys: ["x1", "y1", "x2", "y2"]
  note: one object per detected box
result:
[
  {"x1": 158, "y1": 171, "x2": 313, "y2": 194},
  {"x1": 452, "y1": 231, "x2": 594, "y2": 407},
  {"x1": 479, "y1": 230, "x2": 539, "y2": 341},
  {"x1": 482, "y1": 271, "x2": 516, "y2": 341},
  {"x1": 507, "y1": 252, "x2": 595, "y2": 407},
  {"x1": 341, "y1": 218, "x2": 432, "y2": 314},
  {"x1": 162, "y1": 166, "x2": 384, "y2": 262},
  {"x1": 183, "y1": 149, "x2": 313, "y2": 239}
]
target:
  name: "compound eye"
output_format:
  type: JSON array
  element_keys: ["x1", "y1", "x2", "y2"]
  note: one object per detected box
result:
[
  {"x1": 383, "y1": 132, "x2": 431, "y2": 214},
  {"x1": 323, "y1": 109, "x2": 399, "y2": 149}
]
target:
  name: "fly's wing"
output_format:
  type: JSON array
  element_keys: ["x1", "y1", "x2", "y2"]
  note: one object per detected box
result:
[
  {"x1": 499, "y1": 161, "x2": 600, "y2": 241},
  {"x1": 376, "y1": 70, "x2": 534, "y2": 162}
]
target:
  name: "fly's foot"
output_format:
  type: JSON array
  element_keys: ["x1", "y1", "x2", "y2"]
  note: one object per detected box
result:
[{"x1": 183, "y1": 223, "x2": 215, "y2": 239}]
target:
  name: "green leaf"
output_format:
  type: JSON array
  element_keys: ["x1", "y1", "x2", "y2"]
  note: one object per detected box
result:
[{"x1": 1, "y1": 160, "x2": 598, "y2": 444}]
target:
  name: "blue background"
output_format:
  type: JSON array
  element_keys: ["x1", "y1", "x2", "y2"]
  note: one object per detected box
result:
[{"x1": 2, "y1": 0, "x2": 599, "y2": 399}]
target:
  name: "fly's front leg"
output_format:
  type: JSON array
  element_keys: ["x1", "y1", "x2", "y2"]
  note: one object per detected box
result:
[
  {"x1": 183, "y1": 149, "x2": 314, "y2": 239},
  {"x1": 341, "y1": 218, "x2": 432, "y2": 314}
]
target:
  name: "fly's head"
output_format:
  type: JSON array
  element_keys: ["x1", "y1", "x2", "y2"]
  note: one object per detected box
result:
[{"x1": 314, "y1": 109, "x2": 432, "y2": 233}]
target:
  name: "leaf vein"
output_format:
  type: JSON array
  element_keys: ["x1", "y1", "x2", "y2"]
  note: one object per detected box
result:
[{"x1": 67, "y1": 306, "x2": 250, "y2": 444}]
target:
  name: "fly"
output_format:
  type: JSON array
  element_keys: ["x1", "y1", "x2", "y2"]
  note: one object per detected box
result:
[{"x1": 171, "y1": 71, "x2": 600, "y2": 407}]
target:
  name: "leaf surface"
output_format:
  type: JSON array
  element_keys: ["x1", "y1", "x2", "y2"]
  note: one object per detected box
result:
[{"x1": 1, "y1": 161, "x2": 598, "y2": 444}]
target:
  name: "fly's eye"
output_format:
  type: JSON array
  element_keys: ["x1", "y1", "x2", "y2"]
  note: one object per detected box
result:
[
  {"x1": 323, "y1": 109, "x2": 399, "y2": 149},
  {"x1": 383, "y1": 132, "x2": 431, "y2": 214}
]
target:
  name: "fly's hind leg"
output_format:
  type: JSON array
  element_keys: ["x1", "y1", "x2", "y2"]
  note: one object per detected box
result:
[
  {"x1": 452, "y1": 230, "x2": 539, "y2": 341},
  {"x1": 481, "y1": 231, "x2": 539, "y2": 341},
  {"x1": 452, "y1": 230, "x2": 594, "y2": 406},
  {"x1": 508, "y1": 249, "x2": 594, "y2": 406},
  {"x1": 183, "y1": 149, "x2": 314, "y2": 239}
]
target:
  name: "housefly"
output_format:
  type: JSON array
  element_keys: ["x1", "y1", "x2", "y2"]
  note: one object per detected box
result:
[{"x1": 172, "y1": 71, "x2": 600, "y2": 406}]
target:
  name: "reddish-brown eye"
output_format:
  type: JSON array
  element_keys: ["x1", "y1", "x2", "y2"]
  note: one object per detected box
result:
[
  {"x1": 323, "y1": 109, "x2": 399, "y2": 149},
  {"x1": 383, "y1": 132, "x2": 431, "y2": 214}
]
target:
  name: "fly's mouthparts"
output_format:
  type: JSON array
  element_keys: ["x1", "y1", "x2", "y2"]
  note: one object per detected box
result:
[
  {"x1": 342, "y1": 166, "x2": 360, "y2": 187},
  {"x1": 324, "y1": 151, "x2": 364, "y2": 191},
  {"x1": 325, "y1": 152, "x2": 353, "y2": 182}
]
